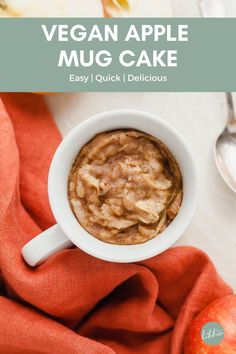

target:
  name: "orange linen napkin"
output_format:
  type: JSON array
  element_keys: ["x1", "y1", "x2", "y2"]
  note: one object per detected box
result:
[{"x1": 0, "y1": 93, "x2": 232, "y2": 354}]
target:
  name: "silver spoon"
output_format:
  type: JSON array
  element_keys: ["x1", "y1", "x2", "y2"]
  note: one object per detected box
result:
[
  {"x1": 214, "y1": 93, "x2": 236, "y2": 192},
  {"x1": 199, "y1": 0, "x2": 236, "y2": 191}
]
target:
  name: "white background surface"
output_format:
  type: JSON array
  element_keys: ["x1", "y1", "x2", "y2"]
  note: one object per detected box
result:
[
  {"x1": 172, "y1": 0, "x2": 236, "y2": 16},
  {"x1": 46, "y1": 0, "x2": 236, "y2": 291}
]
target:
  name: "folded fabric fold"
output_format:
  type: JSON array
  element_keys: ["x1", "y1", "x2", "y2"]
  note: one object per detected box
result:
[{"x1": 0, "y1": 93, "x2": 232, "y2": 354}]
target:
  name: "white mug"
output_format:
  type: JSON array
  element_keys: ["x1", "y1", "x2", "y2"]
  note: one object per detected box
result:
[{"x1": 22, "y1": 110, "x2": 198, "y2": 267}]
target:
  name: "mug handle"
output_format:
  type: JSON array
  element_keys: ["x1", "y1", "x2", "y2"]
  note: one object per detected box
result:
[{"x1": 22, "y1": 225, "x2": 74, "y2": 267}]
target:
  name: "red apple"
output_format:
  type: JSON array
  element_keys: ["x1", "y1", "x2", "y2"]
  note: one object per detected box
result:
[{"x1": 184, "y1": 295, "x2": 236, "y2": 354}]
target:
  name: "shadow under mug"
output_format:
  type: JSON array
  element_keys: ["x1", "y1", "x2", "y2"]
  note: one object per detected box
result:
[{"x1": 22, "y1": 109, "x2": 198, "y2": 267}]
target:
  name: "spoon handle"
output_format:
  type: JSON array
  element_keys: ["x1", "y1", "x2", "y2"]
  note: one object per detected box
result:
[{"x1": 226, "y1": 92, "x2": 236, "y2": 124}]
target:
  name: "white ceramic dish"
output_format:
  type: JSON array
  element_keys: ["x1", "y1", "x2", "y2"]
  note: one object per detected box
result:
[{"x1": 22, "y1": 109, "x2": 198, "y2": 266}]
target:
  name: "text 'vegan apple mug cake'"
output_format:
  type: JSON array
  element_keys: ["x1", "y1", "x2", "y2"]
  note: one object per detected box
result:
[{"x1": 68, "y1": 130, "x2": 183, "y2": 245}]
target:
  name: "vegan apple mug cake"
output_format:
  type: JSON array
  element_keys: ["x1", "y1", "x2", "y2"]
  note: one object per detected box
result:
[{"x1": 68, "y1": 130, "x2": 183, "y2": 245}]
